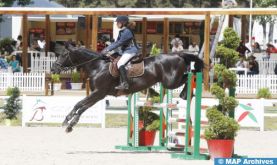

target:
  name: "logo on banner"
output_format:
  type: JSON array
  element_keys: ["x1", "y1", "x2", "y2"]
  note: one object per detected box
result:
[
  {"x1": 29, "y1": 98, "x2": 47, "y2": 121},
  {"x1": 237, "y1": 103, "x2": 258, "y2": 123}
]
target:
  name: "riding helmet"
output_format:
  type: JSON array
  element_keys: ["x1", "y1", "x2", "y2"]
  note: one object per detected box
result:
[{"x1": 116, "y1": 16, "x2": 129, "y2": 24}]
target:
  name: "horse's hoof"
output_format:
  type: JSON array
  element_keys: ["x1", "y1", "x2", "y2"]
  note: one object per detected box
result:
[{"x1": 65, "y1": 127, "x2": 73, "y2": 133}]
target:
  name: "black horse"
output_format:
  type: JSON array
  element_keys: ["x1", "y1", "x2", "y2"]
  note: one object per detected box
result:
[{"x1": 51, "y1": 45, "x2": 203, "y2": 133}]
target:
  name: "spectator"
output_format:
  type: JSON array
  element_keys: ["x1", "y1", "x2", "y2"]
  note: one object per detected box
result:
[
  {"x1": 0, "y1": 54, "x2": 8, "y2": 70},
  {"x1": 236, "y1": 57, "x2": 247, "y2": 75},
  {"x1": 252, "y1": 42, "x2": 261, "y2": 53},
  {"x1": 236, "y1": 57, "x2": 247, "y2": 68},
  {"x1": 30, "y1": 40, "x2": 41, "y2": 51},
  {"x1": 188, "y1": 42, "x2": 199, "y2": 55},
  {"x1": 171, "y1": 40, "x2": 184, "y2": 53},
  {"x1": 9, "y1": 55, "x2": 20, "y2": 73},
  {"x1": 247, "y1": 55, "x2": 259, "y2": 75},
  {"x1": 38, "y1": 35, "x2": 46, "y2": 51},
  {"x1": 266, "y1": 43, "x2": 277, "y2": 56},
  {"x1": 236, "y1": 41, "x2": 251, "y2": 58},
  {"x1": 16, "y1": 35, "x2": 22, "y2": 50},
  {"x1": 170, "y1": 34, "x2": 183, "y2": 47}
]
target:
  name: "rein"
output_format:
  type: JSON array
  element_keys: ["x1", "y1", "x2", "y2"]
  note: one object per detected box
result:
[{"x1": 55, "y1": 50, "x2": 101, "y2": 71}]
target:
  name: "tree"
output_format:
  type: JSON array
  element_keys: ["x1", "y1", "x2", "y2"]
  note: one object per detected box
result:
[
  {"x1": 216, "y1": 28, "x2": 240, "y2": 68},
  {"x1": 0, "y1": 0, "x2": 32, "y2": 7},
  {"x1": 253, "y1": 0, "x2": 277, "y2": 46}
]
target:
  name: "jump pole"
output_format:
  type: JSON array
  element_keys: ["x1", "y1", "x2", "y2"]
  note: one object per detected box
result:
[
  {"x1": 115, "y1": 84, "x2": 168, "y2": 151},
  {"x1": 171, "y1": 72, "x2": 209, "y2": 160}
]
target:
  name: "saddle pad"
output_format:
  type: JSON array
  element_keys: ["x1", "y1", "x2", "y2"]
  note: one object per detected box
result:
[{"x1": 109, "y1": 61, "x2": 144, "y2": 78}]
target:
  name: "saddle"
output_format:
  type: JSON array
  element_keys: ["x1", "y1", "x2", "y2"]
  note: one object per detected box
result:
[{"x1": 109, "y1": 55, "x2": 144, "y2": 78}]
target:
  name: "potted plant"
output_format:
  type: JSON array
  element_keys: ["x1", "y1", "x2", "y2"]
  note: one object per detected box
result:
[
  {"x1": 3, "y1": 87, "x2": 21, "y2": 126},
  {"x1": 205, "y1": 64, "x2": 240, "y2": 159},
  {"x1": 51, "y1": 74, "x2": 62, "y2": 91},
  {"x1": 137, "y1": 88, "x2": 161, "y2": 146},
  {"x1": 257, "y1": 88, "x2": 272, "y2": 99},
  {"x1": 70, "y1": 71, "x2": 83, "y2": 90}
]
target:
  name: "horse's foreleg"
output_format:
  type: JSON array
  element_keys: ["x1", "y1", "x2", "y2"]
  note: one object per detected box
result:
[
  {"x1": 62, "y1": 98, "x2": 89, "y2": 126},
  {"x1": 65, "y1": 91, "x2": 105, "y2": 133}
]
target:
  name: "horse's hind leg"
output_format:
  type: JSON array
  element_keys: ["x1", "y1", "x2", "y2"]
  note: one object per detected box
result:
[
  {"x1": 179, "y1": 74, "x2": 189, "y2": 100},
  {"x1": 65, "y1": 91, "x2": 105, "y2": 133}
]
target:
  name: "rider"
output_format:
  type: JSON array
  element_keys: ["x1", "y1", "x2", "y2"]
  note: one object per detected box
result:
[{"x1": 101, "y1": 16, "x2": 139, "y2": 90}]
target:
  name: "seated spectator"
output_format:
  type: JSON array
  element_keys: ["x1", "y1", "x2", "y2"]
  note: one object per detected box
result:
[
  {"x1": 252, "y1": 42, "x2": 261, "y2": 53},
  {"x1": 236, "y1": 40, "x2": 251, "y2": 58},
  {"x1": 0, "y1": 54, "x2": 8, "y2": 70},
  {"x1": 266, "y1": 43, "x2": 277, "y2": 56},
  {"x1": 247, "y1": 55, "x2": 259, "y2": 75},
  {"x1": 188, "y1": 42, "x2": 199, "y2": 55},
  {"x1": 236, "y1": 57, "x2": 247, "y2": 67},
  {"x1": 170, "y1": 34, "x2": 183, "y2": 48},
  {"x1": 38, "y1": 36, "x2": 46, "y2": 51},
  {"x1": 30, "y1": 40, "x2": 41, "y2": 51},
  {"x1": 9, "y1": 55, "x2": 20, "y2": 73},
  {"x1": 236, "y1": 57, "x2": 247, "y2": 75},
  {"x1": 171, "y1": 40, "x2": 184, "y2": 53},
  {"x1": 16, "y1": 35, "x2": 22, "y2": 50}
]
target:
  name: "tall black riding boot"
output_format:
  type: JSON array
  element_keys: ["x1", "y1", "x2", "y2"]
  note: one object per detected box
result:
[{"x1": 115, "y1": 66, "x2": 129, "y2": 90}]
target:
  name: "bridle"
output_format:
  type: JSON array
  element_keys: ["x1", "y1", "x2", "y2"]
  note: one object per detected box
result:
[{"x1": 54, "y1": 49, "x2": 101, "y2": 72}]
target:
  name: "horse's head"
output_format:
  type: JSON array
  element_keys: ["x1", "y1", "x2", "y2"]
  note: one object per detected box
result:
[{"x1": 51, "y1": 43, "x2": 76, "y2": 74}]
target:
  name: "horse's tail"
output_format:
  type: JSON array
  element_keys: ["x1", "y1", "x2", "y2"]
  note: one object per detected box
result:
[{"x1": 178, "y1": 53, "x2": 204, "y2": 72}]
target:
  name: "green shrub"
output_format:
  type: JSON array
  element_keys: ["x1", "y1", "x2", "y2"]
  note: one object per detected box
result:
[
  {"x1": 145, "y1": 119, "x2": 160, "y2": 131},
  {"x1": 205, "y1": 107, "x2": 240, "y2": 140},
  {"x1": 71, "y1": 72, "x2": 80, "y2": 83},
  {"x1": 221, "y1": 69, "x2": 237, "y2": 88},
  {"x1": 213, "y1": 64, "x2": 237, "y2": 88},
  {"x1": 216, "y1": 45, "x2": 240, "y2": 68},
  {"x1": 222, "y1": 27, "x2": 240, "y2": 50},
  {"x1": 150, "y1": 43, "x2": 161, "y2": 56},
  {"x1": 138, "y1": 108, "x2": 160, "y2": 131},
  {"x1": 51, "y1": 74, "x2": 61, "y2": 83},
  {"x1": 0, "y1": 37, "x2": 14, "y2": 53},
  {"x1": 3, "y1": 87, "x2": 21, "y2": 120},
  {"x1": 215, "y1": 28, "x2": 240, "y2": 68},
  {"x1": 257, "y1": 88, "x2": 272, "y2": 99},
  {"x1": 220, "y1": 96, "x2": 238, "y2": 114},
  {"x1": 210, "y1": 84, "x2": 225, "y2": 99}
]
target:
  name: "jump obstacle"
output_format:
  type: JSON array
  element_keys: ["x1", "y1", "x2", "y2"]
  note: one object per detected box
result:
[{"x1": 115, "y1": 72, "x2": 210, "y2": 160}]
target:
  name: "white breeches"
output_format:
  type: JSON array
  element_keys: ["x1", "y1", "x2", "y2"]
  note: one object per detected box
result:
[{"x1": 117, "y1": 53, "x2": 137, "y2": 68}]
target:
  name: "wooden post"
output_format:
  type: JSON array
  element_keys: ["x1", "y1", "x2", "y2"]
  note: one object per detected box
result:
[
  {"x1": 241, "y1": 15, "x2": 247, "y2": 42},
  {"x1": 85, "y1": 15, "x2": 91, "y2": 48},
  {"x1": 86, "y1": 78, "x2": 90, "y2": 96},
  {"x1": 228, "y1": 15, "x2": 234, "y2": 28},
  {"x1": 91, "y1": 15, "x2": 98, "y2": 51},
  {"x1": 45, "y1": 15, "x2": 50, "y2": 55},
  {"x1": 45, "y1": 78, "x2": 49, "y2": 96},
  {"x1": 22, "y1": 14, "x2": 28, "y2": 72},
  {"x1": 203, "y1": 13, "x2": 211, "y2": 91},
  {"x1": 163, "y1": 17, "x2": 169, "y2": 54},
  {"x1": 51, "y1": 80, "x2": 54, "y2": 96},
  {"x1": 142, "y1": 17, "x2": 147, "y2": 57}
]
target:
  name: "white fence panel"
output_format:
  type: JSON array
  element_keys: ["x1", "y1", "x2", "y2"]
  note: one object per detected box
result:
[
  {"x1": 0, "y1": 73, "x2": 45, "y2": 92},
  {"x1": 257, "y1": 60, "x2": 277, "y2": 75},
  {"x1": 237, "y1": 74, "x2": 277, "y2": 94}
]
